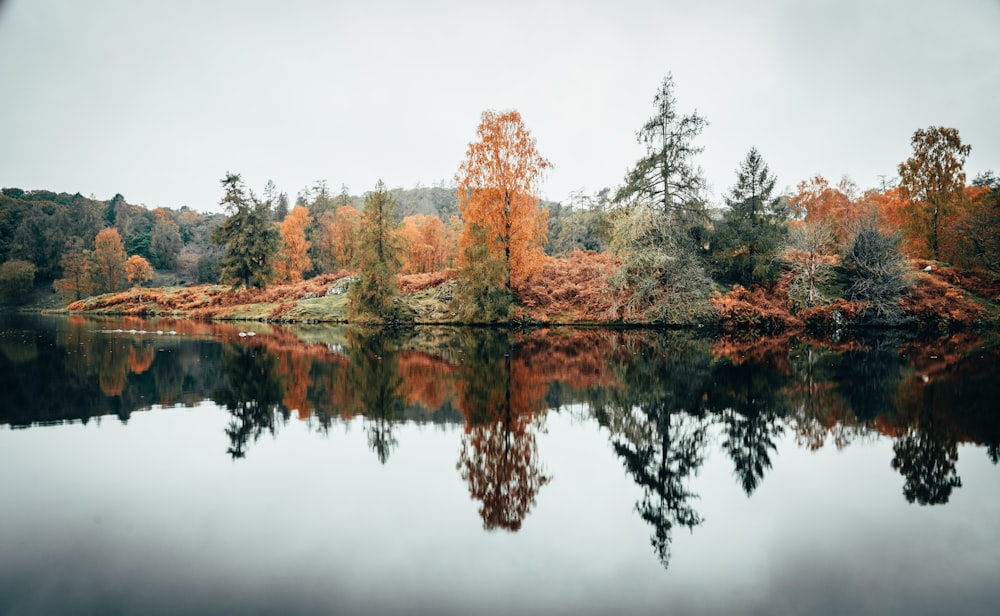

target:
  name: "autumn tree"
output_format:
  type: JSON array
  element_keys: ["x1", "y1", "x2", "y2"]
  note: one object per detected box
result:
[
  {"x1": 942, "y1": 172, "x2": 1000, "y2": 273},
  {"x1": 790, "y1": 176, "x2": 867, "y2": 249},
  {"x1": 211, "y1": 173, "x2": 280, "y2": 290},
  {"x1": 275, "y1": 205, "x2": 312, "y2": 282},
  {"x1": 897, "y1": 126, "x2": 971, "y2": 260},
  {"x1": 399, "y1": 214, "x2": 453, "y2": 273},
  {"x1": 53, "y1": 239, "x2": 92, "y2": 301},
  {"x1": 455, "y1": 110, "x2": 550, "y2": 301},
  {"x1": 314, "y1": 204, "x2": 363, "y2": 272},
  {"x1": 88, "y1": 227, "x2": 128, "y2": 293},
  {"x1": 712, "y1": 148, "x2": 788, "y2": 286},
  {"x1": 125, "y1": 255, "x2": 153, "y2": 301},
  {"x1": 348, "y1": 180, "x2": 403, "y2": 322}
]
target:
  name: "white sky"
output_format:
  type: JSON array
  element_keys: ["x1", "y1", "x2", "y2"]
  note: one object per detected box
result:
[{"x1": 1, "y1": 0, "x2": 998, "y2": 212}]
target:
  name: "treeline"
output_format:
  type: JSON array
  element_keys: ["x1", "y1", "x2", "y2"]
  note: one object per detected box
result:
[{"x1": 3, "y1": 72, "x2": 998, "y2": 323}]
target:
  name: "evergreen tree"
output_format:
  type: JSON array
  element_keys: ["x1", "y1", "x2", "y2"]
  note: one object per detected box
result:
[
  {"x1": 348, "y1": 180, "x2": 402, "y2": 322},
  {"x1": 273, "y1": 192, "x2": 290, "y2": 223},
  {"x1": 615, "y1": 73, "x2": 708, "y2": 220},
  {"x1": 211, "y1": 173, "x2": 280, "y2": 290},
  {"x1": 712, "y1": 148, "x2": 788, "y2": 285}
]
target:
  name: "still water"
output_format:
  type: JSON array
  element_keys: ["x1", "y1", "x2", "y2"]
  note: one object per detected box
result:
[{"x1": 1, "y1": 314, "x2": 998, "y2": 615}]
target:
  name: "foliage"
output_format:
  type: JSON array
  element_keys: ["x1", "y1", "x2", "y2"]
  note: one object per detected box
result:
[
  {"x1": 608, "y1": 204, "x2": 713, "y2": 323},
  {"x1": 348, "y1": 180, "x2": 403, "y2": 322},
  {"x1": 88, "y1": 228, "x2": 128, "y2": 294},
  {"x1": 456, "y1": 109, "x2": 550, "y2": 293},
  {"x1": 275, "y1": 205, "x2": 312, "y2": 283},
  {"x1": 840, "y1": 227, "x2": 911, "y2": 320},
  {"x1": 789, "y1": 176, "x2": 869, "y2": 249},
  {"x1": 546, "y1": 188, "x2": 612, "y2": 256},
  {"x1": 712, "y1": 147, "x2": 788, "y2": 286},
  {"x1": 314, "y1": 205, "x2": 362, "y2": 274},
  {"x1": 709, "y1": 282, "x2": 799, "y2": 332},
  {"x1": 517, "y1": 250, "x2": 620, "y2": 323},
  {"x1": 0, "y1": 259, "x2": 36, "y2": 301},
  {"x1": 940, "y1": 184, "x2": 1000, "y2": 273},
  {"x1": 897, "y1": 126, "x2": 971, "y2": 260},
  {"x1": 150, "y1": 216, "x2": 182, "y2": 270},
  {"x1": 453, "y1": 223, "x2": 514, "y2": 322},
  {"x1": 211, "y1": 173, "x2": 280, "y2": 290},
  {"x1": 125, "y1": 255, "x2": 153, "y2": 286},
  {"x1": 614, "y1": 73, "x2": 708, "y2": 216},
  {"x1": 785, "y1": 218, "x2": 837, "y2": 309},
  {"x1": 900, "y1": 269, "x2": 985, "y2": 327},
  {"x1": 53, "y1": 241, "x2": 92, "y2": 301},
  {"x1": 399, "y1": 214, "x2": 454, "y2": 273}
]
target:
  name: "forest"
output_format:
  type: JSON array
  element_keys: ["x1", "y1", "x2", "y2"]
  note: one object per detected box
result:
[{"x1": 1, "y1": 74, "x2": 998, "y2": 330}]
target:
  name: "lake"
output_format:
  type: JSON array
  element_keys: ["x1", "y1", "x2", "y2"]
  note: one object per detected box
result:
[{"x1": 1, "y1": 314, "x2": 998, "y2": 616}]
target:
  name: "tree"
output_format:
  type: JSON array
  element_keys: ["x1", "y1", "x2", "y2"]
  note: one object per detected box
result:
[
  {"x1": 608, "y1": 204, "x2": 713, "y2": 322},
  {"x1": 614, "y1": 73, "x2": 708, "y2": 217},
  {"x1": 150, "y1": 217, "x2": 182, "y2": 270},
  {"x1": 840, "y1": 227, "x2": 910, "y2": 319},
  {"x1": 88, "y1": 228, "x2": 128, "y2": 293},
  {"x1": 0, "y1": 259, "x2": 36, "y2": 302},
  {"x1": 712, "y1": 148, "x2": 788, "y2": 286},
  {"x1": 211, "y1": 173, "x2": 280, "y2": 290},
  {"x1": 275, "y1": 205, "x2": 312, "y2": 283},
  {"x1": 897, "y1": 126, "x2": 971, "y2": 260},
  {"x1": 456, "y1": 110, "x2": 550, "y2": 296},
  {"x1": 785, "y1": 218, "x2": 835, "y2": 308},
  {"x1": 789, "y1": 176, "x2": 867, "y2": 249},
  {"x1": 348, "y1": 180, "x2": 403, "y2": 322},
  {"x1": 399, "y1": 214, "x2": 453, "y2": 273},
  {"x1": 53, "y1": 240, "x2": 92, "y2": 301},
  {"x1": 125, "y1": 255, "x2": 153, "y2": 301},
  {"x1": 273, "y1": 192, "x2": 290, "y2": 223}
]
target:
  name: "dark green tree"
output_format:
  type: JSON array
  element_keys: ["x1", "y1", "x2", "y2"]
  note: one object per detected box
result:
[
  {"x1": 273, "y1": 191, "x2": 289, "y2": 223},
  {"x1": 150, "y1": 217, "x2": 182, "y2": 270},
  {"x1": 211, "y1": 173, "x2": 280, "y2": 290},
  {"x1": 348, "y1": 180, "x2": 403, "y2": 322},
  {"x1": 712, "y1": 147, "x2": 788, "y2": 285},
  {"x1": 0, "y1": 259, "x2": 36, "y2": 302},
  {"x1": 609, "y1": 75, "x2": 713, "y2": 321},
  {"x1": 615, "y1": 73, "x2": 708, "y2": 218},
  {"x1": 840, "y1": 227, "x2": 910, "y2": 319}
]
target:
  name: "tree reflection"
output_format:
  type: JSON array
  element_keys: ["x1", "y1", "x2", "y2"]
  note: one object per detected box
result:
[
  {"x1": 213, "y1": 343, "x2": 284, "y2": 459},
  {"x1": 346, "y1": 329, "x2": 407, "y2": 464},
  {"x1": 457, "y1": 331, "x2": 550, "y2": 532},
  {"x1": 708, "y1": 352, "x2": 788, "y2": 496},
  {"x1": 594, "y1": 332, "x2": 712, "y2": 569},
  {"x1": 891, "y1": 418, "x2": 962, "y2": 505}
]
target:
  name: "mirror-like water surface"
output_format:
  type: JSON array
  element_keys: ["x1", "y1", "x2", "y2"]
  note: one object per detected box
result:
[{"x1": 1, "y1": 314, "x2": 998, "y2": 615}]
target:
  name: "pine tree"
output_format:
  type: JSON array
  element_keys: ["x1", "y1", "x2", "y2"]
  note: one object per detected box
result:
[
  {"x1": 348, "y1": 180, "x2": 402, "y2": 322},
  {"x1": 211, "y1": 173, "x2": 280, "y2": 290},
  {"x1": 712, "y1": 148, "x2": 788, "y2": 285}
]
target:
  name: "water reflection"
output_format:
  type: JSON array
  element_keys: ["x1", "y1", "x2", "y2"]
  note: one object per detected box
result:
[
  {"x1": 455, "y1": 330, "x2": 550, "y2": 531},
  {"x1": 2, "y1": 314, "x2": 999, "y2": 571}
]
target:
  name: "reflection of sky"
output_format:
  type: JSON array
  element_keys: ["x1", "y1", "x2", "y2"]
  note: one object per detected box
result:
[{"x1": 1, "y1": 407, "x2": 998, "y2": 616}]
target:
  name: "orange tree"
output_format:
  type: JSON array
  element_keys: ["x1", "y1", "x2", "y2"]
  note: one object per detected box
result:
[
  {"x1": 897, "y1": 126, "x2": 971, "y2": 260},
  {"x1": 88, "y1": 228, "x2": 128, "y2": 293},
  {"x1": 125, "y1": 255, "x2": 153, "y2": 301},
  {"x1": 455, "y1": 110, "x2": 550, "y2": 319},
  {"x1": 275, "y1": 205, "x2": 312, "y2": 282}
]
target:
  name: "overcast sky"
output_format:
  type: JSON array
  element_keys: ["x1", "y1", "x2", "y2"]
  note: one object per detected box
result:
[{"x1": 1, "y1": 0, "x2": 998, "y2": 212}]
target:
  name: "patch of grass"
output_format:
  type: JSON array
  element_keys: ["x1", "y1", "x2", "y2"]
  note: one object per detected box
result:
[{"x1": 284, "y1": 293, "x2": 349, "y2": 322}]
